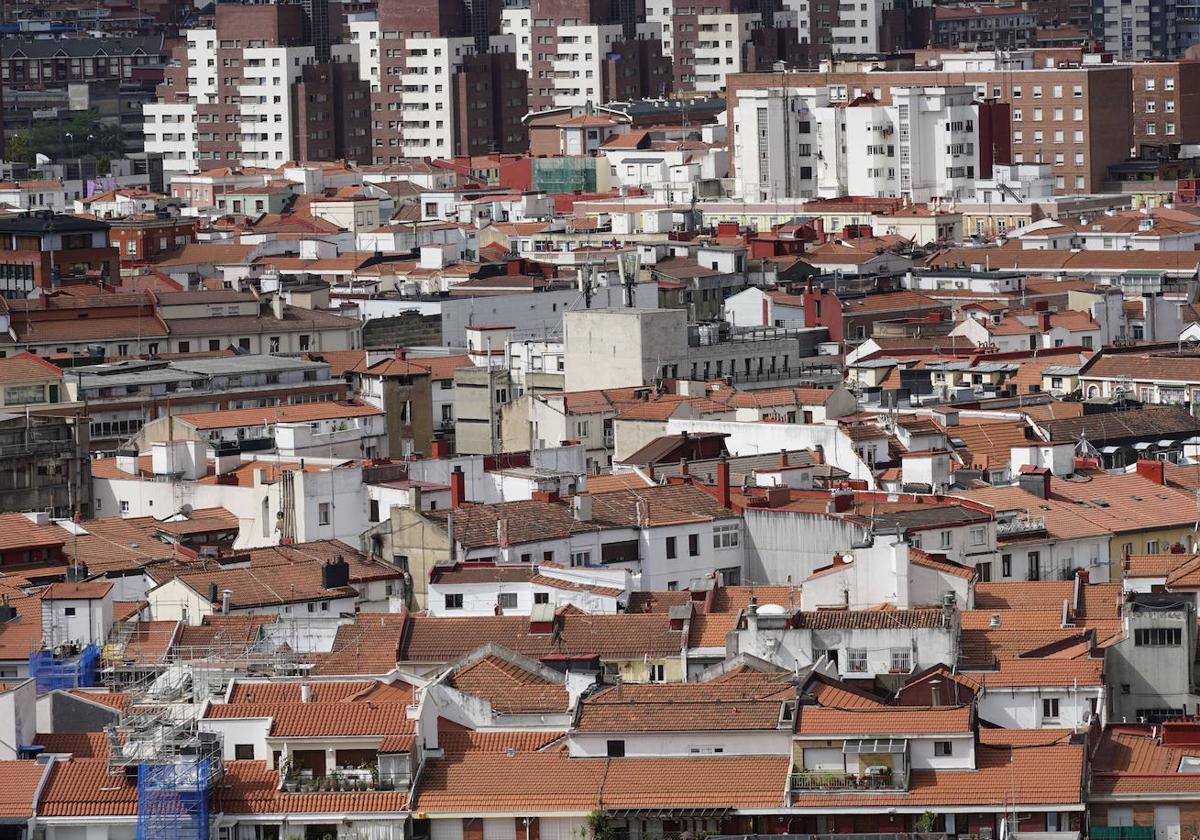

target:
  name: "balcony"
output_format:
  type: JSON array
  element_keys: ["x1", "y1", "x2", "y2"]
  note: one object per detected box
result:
[
  {"x1": 280, "y1": 767, "x2": 409, "y2": 793},
  {"x1": 996, "y1": 515, "x2": 1047, "y2": 539},
  {"x1": 789, "y1": 767, "x2": 908, "y2": 795}
]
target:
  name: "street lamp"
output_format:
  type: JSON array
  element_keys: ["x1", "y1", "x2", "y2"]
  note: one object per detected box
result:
[{"x1": 64, "y1": 132, "x2": 74, "y2": 159}]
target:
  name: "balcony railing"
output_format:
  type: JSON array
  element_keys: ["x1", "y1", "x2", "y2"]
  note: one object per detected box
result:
[
  {"x1": 790, "y1": 768, "x2": 908, "y2": 794},
  {"x1": 996, "y1": 515, "x2": 1046, "y2": 538},
  {"x1": 280, "y1": 769, "x2": 409, "y2": 793}
]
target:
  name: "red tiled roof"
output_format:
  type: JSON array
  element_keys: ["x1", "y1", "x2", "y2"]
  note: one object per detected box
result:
[
  {"x1": 447, "y1": 653, "x2": 568, "y2": 713},
  {"x1": 176, "y1": 399, "x2": 381, "y2": 430},
  {"x1": 215, "y1": 760, "x2": 409, "y2": 814},
  {"x1": 42, "y1": 581, "x2": 113, "y2": 600},
  {"x1": 0, "y1": 761, "x2": 46, "y2": 818},
  {"x1": 795, "y1": 705, "x2": 973, "y2": 736},
  {"x1": 38, "y1": 759, "x2": 138, "y2": 816}
]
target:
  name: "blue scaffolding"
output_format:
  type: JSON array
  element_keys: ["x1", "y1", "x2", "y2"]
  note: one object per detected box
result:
[
  {"x1": 135, "y1": 759, "x2": 213, "y2": 840},
  {"x1": 28, "y1": 644, "x2": 100, "y2": 693}
]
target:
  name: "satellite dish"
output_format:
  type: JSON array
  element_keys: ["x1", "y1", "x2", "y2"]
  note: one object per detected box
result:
[{"x1": 180, "y1": 504, "x2": 193, "y2": 518}]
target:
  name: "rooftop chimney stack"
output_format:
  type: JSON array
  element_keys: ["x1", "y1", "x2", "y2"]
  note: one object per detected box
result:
[
  {"x1": 450, "y1": 466, "x2": 466, "y2": 508},
  {"x1": 715, "y1": 456, "x2": 731, "y2": 508}
]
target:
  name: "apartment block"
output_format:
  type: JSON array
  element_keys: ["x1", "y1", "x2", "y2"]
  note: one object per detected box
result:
[
  {"x1": 374, "y1": 0, "x2": 527, "y2": 162},
  {"x1": 1093, "y1": 0, "x2": 1178, "y2": 58},
  {"x1": 144, "y1": 2, "x2": 370, "y2": 173},
  {"x1": 790, "y1": 0, "x2": 922, "y2": 61},
  {"x1": 928, "y1": 4, "x2": 1037, "y2": 49},
  {"x1": 1129, "y1": 61, "x2": 1200, "y2": 146},
  {"x1": 726, "y1": 63, "x2": 1133, "y2": 195}
]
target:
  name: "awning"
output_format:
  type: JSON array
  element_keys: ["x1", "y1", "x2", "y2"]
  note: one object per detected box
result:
[
  {"x1": 607, "y1": 809, "x2": 732, "y2": 819},
  {"x1": 1133, "y1": 442, "x2": 1153, "y2": 450},
  {"x1": 843, "y1": 738, "x2": 907, "y2": 754},
  {"x1": 1100, "y1": 446, "x2": 1121, "y2": 454},
  {"x1": 1158, "y1": 440, "x2": 1177, "y2": 447}
]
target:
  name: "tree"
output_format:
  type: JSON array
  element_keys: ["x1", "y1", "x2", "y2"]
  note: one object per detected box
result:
[{"x1": 7, "y1": 110, "x2": 126, "y2": 167}]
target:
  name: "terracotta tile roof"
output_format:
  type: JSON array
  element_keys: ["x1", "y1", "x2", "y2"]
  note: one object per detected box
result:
[
  {"x1": 791, "y1": 728, "x2": 1084, "y2": 808},
  {"x1": 1047, "y1": 471, "x2": 1199, "y2": 534},
  {"x1": 414, "y1": 734, "x2": 792, "y2": 813},
  {"x1": 34, "y1": 732, "x2": 110, "y2": 758},
  {"x1": 0, "y1": 761, "x2": 47, "y2": 818},
  {"x1": 1124, "y1": 552, "x2": 1192, "y2": 578},
  {"x1": 840, "y1": 290, "x2": 942, "y2": 313},
  {"x1": 1039, "y1": 405, "x2": 1200, "y2": 443},
  {"x1": 1165, "y1": 462, "x2": 1200, "y2": 492},
  {"x1": 909, "y1": 547, "x2": 975, "y2": 579},
  {"x1": 947, "y1": 419, "x2": 1032, "y2": 471},
  {"x1": 174, "y1": 614, "x2": 274, "y2": 657},
  {"x1": 176, "y1": 399, "x2": 381, "y2": 430},
  {"x1": 582, "y1": 472, "x2": 655, "y2": 492},
  {"x1": 962, "y1": 656, "x2": 1103, "y2": 688},
  {"x1": 726, "y1": 386, "x2": 841, "y2": 408},
  {"x1": 958, "y1": 486, "x2": 1112, "y2": 543},
  {"x1": 226, "y1": 678, "x2": 386, "y2": 705},
  {"x1": 446, "y1": 654, "x2": 568, "y2": 713},
  {"x1": 690, "y1": 585, "x2": 802, "y2": 649},
  {"x1": 310, "y1": 613, "x2": 407, "y2": 675},
  {"x1": 427, "y1": 484, "x2": 735, "y2": 549},
  {"x1": 1091, "y1": 725, "x2": 1200, "y2": 796},
  {"x1": 205, "y1": 699, "x2": 415, "y2": 737},
  {"x1": 575, "y1": 666, "x2": 795, "y2": 731},
  {"x1": 38, "y1": 759, "x2": 138, "y2": 816},
  {"x1": 926, "y1": 245, "x2": 1200, "y2": 273},
  {"x1": 42, "y1": 581, "x2": 113, "y2": 600},
  {"x1": 791, "y1": 608, "x2": 947, "y2": 630},
  {"x1": 1165, "y1": 554, "x2": 1200, "y2": 588},
  {"x1": 0, "y1": 513, "x2": 66, "y2": 553},
  {"x1": 215, "y1": 760, "x2": 409, "y2": 814},
  {"x1": 401, "y1": 609, "x2": 684, "y2": 664},
  {"x1": 66, "y1": 689, "x2": 133, "y2": 714},
  {"x1": 0, "y1": 352, "x2": 63, "y2": 383},
  {"x1": 804, "y1": 673, "x2": 887, "y2": 709},
  {"x1": 112, "y1": 620, "x2": 182, "y2": 664},
  {"x1": 795, "y1": 704, "x2": 973, "y2": 736}
]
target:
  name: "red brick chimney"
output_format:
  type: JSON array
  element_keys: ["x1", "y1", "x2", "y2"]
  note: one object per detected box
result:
[
  {"x1": 715, "y1": 456, "x2": 731, "y2": 508},
  {"x1": 1136, "y1": 458, "x2": 1166, "y2": 486},
  {"x1": 450, "y1": 466, "x2": 466, "y2": 508},
  {"x1": 430, "y1": 439, "x2": 449, "y2": 459}
]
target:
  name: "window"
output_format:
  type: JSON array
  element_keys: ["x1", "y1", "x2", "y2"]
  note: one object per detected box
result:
[
  {"x1": 890, "y1": 648, "x2": 911, "y2": 672},
  {"x1": 666, "y1": 536, "x2": 677, "y2": 559},
  {"x1": 713, "y1": 522, "x2": 740, "y2": 548},
  {"x1": 570, "y1": 551, "x2": 591, "y2": 567},
  {"x1": 666, "y1": 581, "x2": 678, "y2": 592},
  {"x1": 64, "y1": 607, "x2": 76, "y2": 617},
  {"x1": 120, "y1": 500, "x2": 130, "y2": 513},
  {"x1": 1147, "y1": 540, "x2": 1160, "y2": 554},
  {"x1": 497, "y1": 592, "x2": 518, "y2": 610},
  {"x1": 1028, "y1": 551, "x2": 1040, "y2": 581},
  {"x1": 969, "y1": 526, "x2": 986, "y2": 546},
  {"x1": 1042, "y1": 698, "x2": 1060, "y2": 721},
  {"x1": 606, "y1": 740, "x2": 625, "y2": 757},
  {"x1": 318, "y1": 502, "x2": 330, "y2": 526},
  {"x1": 1134, "y1": 627, "x2": 1182, "y2": 646},
  {"x1": 688, "y1": 746, "x2": 724, "y2": 754},
  {"x1": 688, "y1": 534, "x2": 699, "y2": 556},
  {"x1": 234, "y1": 744, "x2": 255, "y2": 760},
  {"x1": 939, "y1": 531, "x2": 952, "y2": 549},
  {"x1": 533, "y1": 592, "x2": 550, "y2": 605},
  {"x1": 977, "y1": 562, "x2": 992, "y2": 583},
  {"x1": 934, "y1": 741, "x2": 953, "y2": 757},
  {"x1": 444, "y1": 593, "x2": 464, "y2": 610},
  {"x1": 846, "y1": 647, "x2": 867, "y2": 672},
  {"x1": 648, "y1": 663, "x2": 665, "y2": 682},
  {"x1": 369, "y1": 499, "x2": 380, "y2": 522}
]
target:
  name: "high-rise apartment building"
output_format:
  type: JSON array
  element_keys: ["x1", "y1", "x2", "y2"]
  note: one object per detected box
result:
[
  {"x1": 145, "y1": 2, "x2": 370, "y2": 172},
  {"x1": 732, "y1": 85, "x2": 997, "y2": 202},
  {"x1": 726, "y1": 63, "x2": 1133, "y2": 195},
  {"x1": 374, "y1": 0, "x2": 528, "y2": 162},
  {"x1": 1092, "y1": 0, "x2": 1178, "y2": 59},
  {"x1": 787, "y1": 0, "x2": 923, "y2": 61},
  {"x1": 1129, "y1": 61, "x2": 1200, "y2": 146}
]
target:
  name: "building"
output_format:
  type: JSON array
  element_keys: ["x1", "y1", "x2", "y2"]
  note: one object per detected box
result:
[
  {"x1": 1093, "y1": 0, "x2": 1178, "y2": 58},
  {"x1": 0, "y1": 213, "x2": 119, "y2": 297},
  {"x1": 732, "y1": 84, "x2": 996, "y2": 202},
  {"x1": 928, "y1": 5, "x2": 1037, "y2": 49},
  {"x1": 144, "y1": 2, "x2": 371, "y2": 173},
  {"x1": 373, "y1": 0, "x2": 528, "y2": 164},
  {"x1": 725, "y1": 63, "x2": 1134, "y2": 195}
]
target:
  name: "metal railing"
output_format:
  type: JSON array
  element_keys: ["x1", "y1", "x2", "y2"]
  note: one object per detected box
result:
[
  {"x1": 996, "y1": 515, "x2": 1046, "y2": 537},
  {"x1": 790, "y1": 768, "x2": 908, "y2": 793}
]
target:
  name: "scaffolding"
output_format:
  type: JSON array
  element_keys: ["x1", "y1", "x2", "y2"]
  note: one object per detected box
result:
[
  {"x1": 28, "y1": 643, "x2": 100, "y2": 693},
  {"x1": 135, "y1": 759, "x2": 214, "y2": 840}
]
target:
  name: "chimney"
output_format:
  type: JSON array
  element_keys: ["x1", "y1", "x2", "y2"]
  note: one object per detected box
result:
[
  {"x1": 829, "y1": 487, "x2": 854, "y2": 512},
  {"x1": 430, "y1": 439, "x2": 450, "y2": 459},
  {"x1": 300, "y1": 684, "x2": 312, "y2": 703},
  {"x1": 208, "y1": 582, "x2": 219, "y2": 603},
  {"x1": 715, "y1": 456, "x2": 731, "y2": 508},
  {"x1": 929, "y1": 679, "x2": 942, "y2": 707},
  {"x1": 321, "y1": 555, "x2": 351, "y2": 589},
  {"x1": 450, "y1": 466, "x2": 466, "y2": 508},
  {"x1": 1016, "y1": 467, "x2": 1051, "y2": 500},
  {"x1": 1076, "y1": 567, "x2": 1090, "y2": 585},
  {"x1": 812, "y1": 445, "x2": 825, "y2": 465},
  {"x1": 1037, "y1": 311, "x2": 1052, "y2": 332},
  {"x1": 221, "y1": 589, "x2": 231, "y2": 614},
  {"x1": 1136, "y1": 458, "x2": 1166, "y2": 486},
  {"x1": 780, "y1": 449, "x2": 789, "y2": 468},
  {"x1": 679, "y1": 457, "x2": 689, "y2": 476},
  {"x1": 573, "y1": 493, "x2": 593, "y2": 523}
]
